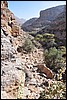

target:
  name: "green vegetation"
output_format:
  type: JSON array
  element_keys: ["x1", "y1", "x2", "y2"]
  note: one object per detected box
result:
[
  {"x1": 22, "y1": 38, "x2": 34, "y2": 53},
  {"x1": 35, "y1": 32, "x2": 66, "y2": 99},
  {"x1": 39, "y1": 81, "x2": 66, "y2": 99},
  {"x1": 35, "y1": 33, "x2": 57, "y2": 49},
  {"x1": 28, "y1": 31, "x2": 37, "y2": 36},
  {"x1": 35, "y1": 32, "x2": 66, "y2": 80},
  {"x1": 35, "y1": 33, "x2": 66, "y2": 73},
  {"x1": 35, "y1": 34, "x2": 43, "y2": 41},
  {"x1": 17, "y1": 38, "x2": 34, "y2": 53},
  {"x1": 44, "y1": 47, "x2": 66, "y2": 72}
]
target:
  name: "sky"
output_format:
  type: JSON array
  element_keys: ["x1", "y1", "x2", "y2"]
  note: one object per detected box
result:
[{"x1": 7, "y1": 1, "x2": 66, "y2": 20}]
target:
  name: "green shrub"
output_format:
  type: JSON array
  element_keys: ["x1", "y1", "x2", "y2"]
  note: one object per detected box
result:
[
  {"x1": 39, "y1": 81, "x2": 66, "y2": 99},
  {"x1": 44, "y1": 47, "x2": 66, "y2": 72},
  {"x1": 58, "y1": 46, "x2": 66, "y2": 54},
  {"x1": 22, "y1": 38, "x2": 34, "y2": 53},
  {"x1": 43, "y1": 33, "x2": 54, "y2": 39},
  {"x1": 35, "y1": 34, "x2": 43, "y2": 38},
  {"x1": 35, "y1": 34, "x2": 43, "y2": 41},
  {"x1": 35, "y1": 33, "x2": 57, "y2": 49}
]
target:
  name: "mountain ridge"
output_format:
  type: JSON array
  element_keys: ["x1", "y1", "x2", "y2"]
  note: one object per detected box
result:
[{"x1": 22, "y1": 5, "x2": 66, "y2": 32}]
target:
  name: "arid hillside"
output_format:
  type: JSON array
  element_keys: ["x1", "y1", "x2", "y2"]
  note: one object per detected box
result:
[{"x1": 1, "y1": 1, "x2": 66, "y2": 99}]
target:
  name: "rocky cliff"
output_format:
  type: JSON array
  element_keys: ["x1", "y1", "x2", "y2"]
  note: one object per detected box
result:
[
  {"x1": 1, "y1": 1, "x2": 25, "y2": 99},
  {"x1": 36, "y1": 9, "x2": 66, "y2": 46},
  {"x1": 40, "y1": 5, "x2": 65, "y2": 21},
  {"x1": 22, "y1": 5, "x2": 65, "y2": 32}
]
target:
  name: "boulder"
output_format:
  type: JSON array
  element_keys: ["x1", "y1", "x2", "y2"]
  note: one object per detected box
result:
[{"x1": 37, "y1": 64, "x2": 54, "y2": 79}]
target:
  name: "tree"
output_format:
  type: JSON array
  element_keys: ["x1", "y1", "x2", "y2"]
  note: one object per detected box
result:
[
  {"x1": 35, "y1": 33, "x2": 57, "y2": 49},
  {"x1": 44, "y1": 47, "x2": 66, "y2": 72}
]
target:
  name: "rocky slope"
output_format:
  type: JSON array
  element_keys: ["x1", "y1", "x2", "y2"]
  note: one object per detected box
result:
[
  {"x1": 21, "y1": 5, "x2": 65, "y2": 32},
  {"x1": 1, "y1": 1, "x2": 66, "y2": 99},
  {"x1": 1, "y1": 1, "x2": 55, "y2": 99},
  {"x1": 1, "y1": 1, "x2": 25, "y2": 98}
]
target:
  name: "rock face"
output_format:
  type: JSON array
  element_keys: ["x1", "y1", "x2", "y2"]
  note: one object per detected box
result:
[
  {"x1": 1, "y1": 1, "x2": 25, "y2": 99},
  {"x1": 1, "y1": 26, "x2": 25, "y2": 99},
  {"x1": 1, "y1": 1, "x2": 19, "y2": 37},
  {"x1": 40, "y1": 5, "x2": 65, "y2": 21},
  {"x1": 22, "y1": 5, "x2": 65, "y2": 32}
]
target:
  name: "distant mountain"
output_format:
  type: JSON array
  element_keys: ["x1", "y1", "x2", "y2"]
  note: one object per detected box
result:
[
  {"x1": 21, "y1": 18, "x2": 38, "y2": 31},
  {"x1": 21, "y1": 5, "x2": 66, "y2": 32},
  {"x1": 15, "y1": 16, "x2": 26, "y2": 26},
  {"x1": 22, "y1": 18, "x2": 38, "y2": 26},
  {"x1": 36, "y1": 8, "x2": 66, "y2": 46},
  {"x1": 37, "y1": 10, "x2": 66, "y2": 33}
]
